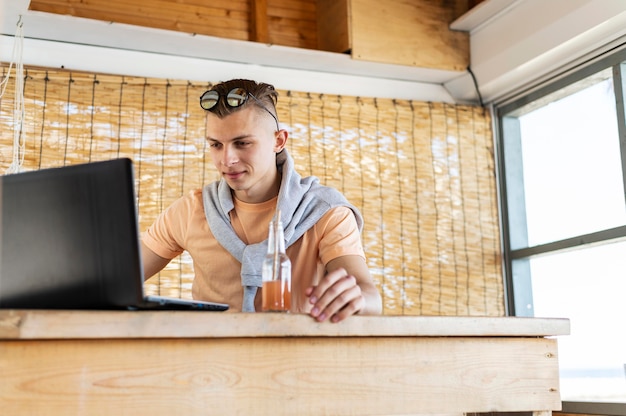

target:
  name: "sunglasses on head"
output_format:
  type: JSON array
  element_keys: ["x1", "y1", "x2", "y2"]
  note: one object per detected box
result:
[{"x1": 199, "y1": 87, "x2": 279, "y2": 130}]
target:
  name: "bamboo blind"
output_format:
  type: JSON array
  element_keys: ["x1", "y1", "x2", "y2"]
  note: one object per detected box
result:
[{"x1": 0, "y1": 65, "x2": 504, "y2": 316}]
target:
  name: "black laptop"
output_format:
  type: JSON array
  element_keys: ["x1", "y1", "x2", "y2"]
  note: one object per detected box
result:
[{"x1": 0, "y1": 158, "x2": 228, "y2": 311}]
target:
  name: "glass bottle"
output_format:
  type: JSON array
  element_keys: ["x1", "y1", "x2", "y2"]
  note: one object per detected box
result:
[{"x1": 261, "y1": 210, "x2": 291, "y2": 312}]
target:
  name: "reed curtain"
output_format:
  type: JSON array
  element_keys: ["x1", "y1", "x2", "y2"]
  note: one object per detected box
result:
[{"x1": 0, "y1": 65, "x2": 504, "y2": 316}]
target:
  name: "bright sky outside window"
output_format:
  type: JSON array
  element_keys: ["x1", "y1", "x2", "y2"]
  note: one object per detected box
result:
[{"x1": 518, "y1": 74, "x2": 626, "y2": 247}]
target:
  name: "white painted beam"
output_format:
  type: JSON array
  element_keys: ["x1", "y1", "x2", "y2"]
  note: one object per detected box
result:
[
  {"x1": 446, "y1": 0, "x2": 626, "y2": 104},
  {"x1": 0, "y1": 0, "x2": 457, "y2": 102}
]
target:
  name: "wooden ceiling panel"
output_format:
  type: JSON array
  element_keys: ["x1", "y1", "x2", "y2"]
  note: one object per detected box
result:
[
  {"x1": 29, "y1": 0, "x2": 250, "y2": 40},
  {"x1": 29, "y1": 0, "x2": 318, "y2": 49},
  {"x1": 272, "y1": 0, "x2": 316, "y2": 18},
  {"x1": 269, "y1": 0, "x2": 317, "y2": 46},
  {"x1": 25, "y1": 0, "x2": 469, "y2": 70}
]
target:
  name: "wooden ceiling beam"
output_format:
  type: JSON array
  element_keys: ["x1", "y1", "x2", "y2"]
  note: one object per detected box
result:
[{"x1": 249, "y1": 0, "x2": 269, "y2": 43}]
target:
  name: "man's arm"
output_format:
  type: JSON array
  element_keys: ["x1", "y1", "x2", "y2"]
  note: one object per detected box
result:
[
  {"x1": 305, "y1": 254, "x2": 382, "y2": 323},
  {"x1": 141, "y1": 241, "x2": 171, "y2": 281}
]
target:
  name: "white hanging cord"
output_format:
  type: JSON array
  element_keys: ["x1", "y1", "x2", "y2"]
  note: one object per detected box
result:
[{"x1": 1, "y1": 15, "x2": 26, "y2": 174}]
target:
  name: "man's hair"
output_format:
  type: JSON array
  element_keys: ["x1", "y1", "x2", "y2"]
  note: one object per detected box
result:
[{"x1": 207, "y1": 79, "x2": 279, "y2": 120}]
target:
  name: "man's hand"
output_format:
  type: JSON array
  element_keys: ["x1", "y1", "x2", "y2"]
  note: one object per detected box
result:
[{"x1": 306, "y1": 256, "x2": 382, "y2": 323}]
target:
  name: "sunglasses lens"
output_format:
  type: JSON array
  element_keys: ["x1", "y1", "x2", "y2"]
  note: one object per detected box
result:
[
  {"x1": 200, "y1": 90, "x2": 219, "y2": 110},
  {"x1": 226, "y1": 88, "x2": 249, "y2": 107}
]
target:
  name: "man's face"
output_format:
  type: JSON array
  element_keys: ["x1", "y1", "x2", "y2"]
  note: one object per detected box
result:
[{"x1": 205, "y1": 106, "x2": 287, "y2": 203}]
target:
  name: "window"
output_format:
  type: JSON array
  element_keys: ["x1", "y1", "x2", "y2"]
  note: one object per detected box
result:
[{"x1": 496, "y1": 48, "x2": 626, "y2": 403}]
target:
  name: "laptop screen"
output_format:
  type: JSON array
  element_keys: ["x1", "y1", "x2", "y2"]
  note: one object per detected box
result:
[{"x1": 0, "y1": 159, "x2": 145, "y2": 308}]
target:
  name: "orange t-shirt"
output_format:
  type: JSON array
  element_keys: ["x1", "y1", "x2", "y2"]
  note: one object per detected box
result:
[{"x1": 141, "y1": 188, "x2": 365, "y2": 312}]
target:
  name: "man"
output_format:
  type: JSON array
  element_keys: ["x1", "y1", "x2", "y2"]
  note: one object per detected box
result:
[{"x1": 141, "y1": 79, "x2": 382, "y2": 322}]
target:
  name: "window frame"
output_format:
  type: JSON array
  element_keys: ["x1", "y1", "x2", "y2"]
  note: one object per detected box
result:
[
  {"x1": 493, "y1": 44, "x2": 626, "y2": 407},
  {"x1": 494, "y1": 46, "x2": 626, "y2": 317}
]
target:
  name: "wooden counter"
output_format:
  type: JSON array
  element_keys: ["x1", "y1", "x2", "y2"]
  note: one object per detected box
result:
[{"x1": 0, "y1": 310, "x2": 570, "y2": 416}]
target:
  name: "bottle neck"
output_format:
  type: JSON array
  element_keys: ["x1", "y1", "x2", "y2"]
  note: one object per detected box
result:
[{"x1": 267, "y1": 220, "x2": 286, "y2": 254}]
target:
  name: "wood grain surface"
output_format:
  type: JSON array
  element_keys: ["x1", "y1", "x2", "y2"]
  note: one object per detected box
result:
[
  {"x1": 1, "y1": 335, "x2": 562, "y2": 415},
  {"x1": 0, "y1": 310, "x2": 570, "y2": 340}
]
